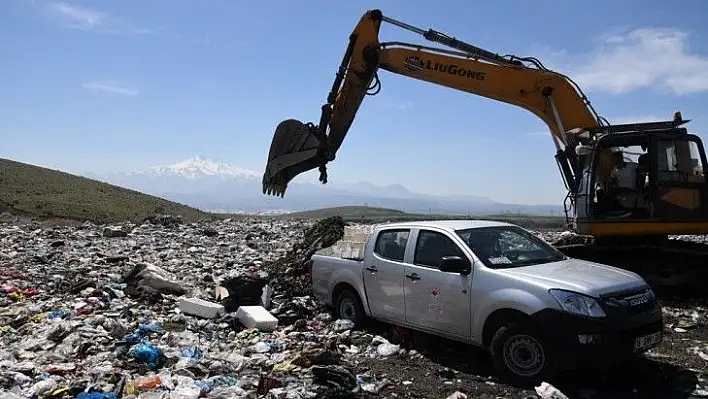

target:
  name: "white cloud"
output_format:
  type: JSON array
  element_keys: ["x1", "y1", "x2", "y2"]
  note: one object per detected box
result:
[
  {"x1": 47, "y1": 2, "x2": 105, "y2": 30},
  {"x1": 81, "y1": 81, "x2": 138, "y2": 96},
  {"x1": 28, "y1": 1, "x2": 212, "y2": 45},
  {"x1": 562, "y1": 28, "x2": 708, "y2": 95},
  {"x1": 44, "y1": 1, "x2": 151, "y2": 35}
]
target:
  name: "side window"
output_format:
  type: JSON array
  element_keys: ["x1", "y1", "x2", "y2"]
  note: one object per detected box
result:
[
  {"x1": 373, "y1": 229, "x2": 410, "y2": 262},
  {"x1": 414, "y1": 230, "x2": 465, "y2": 269},
  {"x1": 657, "y1": 140, "x2": 706, "y2": 183}
]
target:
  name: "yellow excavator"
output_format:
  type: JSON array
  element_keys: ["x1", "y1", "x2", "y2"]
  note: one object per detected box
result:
[{"x1": 262, "y1": 10, "x2": 708, "y2": 290}]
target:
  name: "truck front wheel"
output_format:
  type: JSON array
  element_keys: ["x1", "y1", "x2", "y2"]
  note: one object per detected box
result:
[
  {"x1": 334, "y1": 289, "x2": 366, "y2": 329},
  {"x1": 489, "y1": 321, "x2": 556, "y2": 387}
]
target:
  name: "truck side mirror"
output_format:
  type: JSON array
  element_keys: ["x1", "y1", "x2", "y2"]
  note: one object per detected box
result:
[{"x1": 439, "y1": 256, "x2": 471, "y2": 275}]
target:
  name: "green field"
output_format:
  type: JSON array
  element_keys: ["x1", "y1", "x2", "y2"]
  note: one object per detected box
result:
[{"x1": 0, "y1": 158, "x2": 213, "y2": 224}]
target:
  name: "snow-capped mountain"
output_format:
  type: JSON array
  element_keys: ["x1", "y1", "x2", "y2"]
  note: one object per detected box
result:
[
  {"x1": 122, "y1": 155, "x2": 260, "y2": 180},
  {"x1": 86, "y1": 156, "x2": 561, "y2": 215}
]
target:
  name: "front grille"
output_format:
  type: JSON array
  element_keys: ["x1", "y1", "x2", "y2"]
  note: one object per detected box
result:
[{"x1": 600, "y1": 286, "x2": 656, "y2": 315}]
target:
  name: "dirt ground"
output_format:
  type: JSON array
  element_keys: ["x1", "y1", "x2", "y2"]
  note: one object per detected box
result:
[{"x1": 348, "y1": 297, "x2": 708, "y2": 399}]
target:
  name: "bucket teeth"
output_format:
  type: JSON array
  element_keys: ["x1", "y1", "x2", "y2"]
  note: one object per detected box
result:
[
  {"x1": 262, "y1": 118, "x2": 324, "y2": 198},
  {"x1": 262, "y1": 182, "x2": 286, "y2": 197}
]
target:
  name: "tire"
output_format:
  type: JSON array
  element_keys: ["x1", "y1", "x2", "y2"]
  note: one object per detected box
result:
[
  {"x1": 489, "y1": 320, "x2": 556, "y2": 387},
  {"x1": 333, "y1": 289, "x2": 366, "y2": 329}
]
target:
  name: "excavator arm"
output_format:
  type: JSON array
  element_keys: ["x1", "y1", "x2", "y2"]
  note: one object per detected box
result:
[{"x1": 262, "y1": 9, "x2": 605, "y2": 197}]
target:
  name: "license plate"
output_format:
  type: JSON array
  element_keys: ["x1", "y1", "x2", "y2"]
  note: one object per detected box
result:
[{"x1": 634, "y1": 331, "x2": 661, "y2": 351}]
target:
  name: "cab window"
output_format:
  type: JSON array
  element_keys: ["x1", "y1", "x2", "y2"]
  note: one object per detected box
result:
[
  {"x1": 374, "y1": 229, "x2": 410, "y2": 262},
  {"x1": 657, "y1": 139, "x2": 705, "y2": 183},
  {"x1": 414, "y1": 230, "x2": 465, "y2": 269}
]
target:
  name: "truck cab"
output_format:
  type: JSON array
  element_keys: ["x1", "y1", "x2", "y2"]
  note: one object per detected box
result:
[{"x1": 310, "y1": 220, "x2": 663, "y2": 386}]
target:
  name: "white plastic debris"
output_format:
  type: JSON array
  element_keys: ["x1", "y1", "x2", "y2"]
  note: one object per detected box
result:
[
  {"x1": 135, "y1": 263, "x2": 185, "y2": 294},
  {"x1": 29, "y1": 378, "x2": 57, "y2": 397},
  {"x1": 377, "y1": 343, "x2": 400, "y2": 357},
  {"x1": 261, "y1": 284, "x2": 273, "y2": 309},
  {"x1": 333, "y1": 319, "x2": 355, "y2": 332},
  {"x1": 235, "y1": 305, "x2": 279, "y2": 331},
  {"x1": 535, "y1": 381, "x2": 570, "y2": 399},
  {"x1": 178, "y1": 297, "x2": 225, "y2": 319}
]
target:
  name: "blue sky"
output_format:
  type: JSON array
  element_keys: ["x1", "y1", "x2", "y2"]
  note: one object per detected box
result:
[{"x1": 2, "y1": 0, "x2": 708, "y2": 205}]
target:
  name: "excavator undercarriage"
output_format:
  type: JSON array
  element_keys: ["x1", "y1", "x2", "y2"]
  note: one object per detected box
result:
[
  {"x1": 262, "y1": 9, "x2": 708, "y2": 297},
  {"x1": 552, "y1": 235, "x2": 708, "y2": 298}
]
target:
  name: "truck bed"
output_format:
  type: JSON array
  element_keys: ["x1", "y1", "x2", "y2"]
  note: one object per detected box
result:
[
  {"x1": 314, "y1": 223, "x2": 372, "y2": 261},
  {"x1": 311, "y1": 253, "x2": 364, "y2": 306}
]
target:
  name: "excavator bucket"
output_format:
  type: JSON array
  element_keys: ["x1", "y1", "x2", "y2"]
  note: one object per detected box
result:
[{"x1": 262, "y1": 119, "x2": 325, "y2": 197}]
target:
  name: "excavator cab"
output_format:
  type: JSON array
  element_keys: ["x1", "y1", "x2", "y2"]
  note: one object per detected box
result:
[{"x1": 571, "y1": 113, "x2": 708, "y2": 237}]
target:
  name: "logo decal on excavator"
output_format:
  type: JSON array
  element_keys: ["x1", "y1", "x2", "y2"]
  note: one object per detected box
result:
[
  {"x1": 403, "y1": 55, "x2": 425, "y2": 72},
  {"x1": 403, "y1": 55, "x2": 485, "y2": 81}
]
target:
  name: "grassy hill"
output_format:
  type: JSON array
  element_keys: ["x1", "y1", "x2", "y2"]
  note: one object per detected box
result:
[
  {"x1": 0, "y1": 158, "x2": 568, "y2": 229},
  {"x1": 0, "y1": 158, "x2": 212, "y2": 224},
  {"x1": 280, "y1": 205, "x2": 568, "y2": 230}
]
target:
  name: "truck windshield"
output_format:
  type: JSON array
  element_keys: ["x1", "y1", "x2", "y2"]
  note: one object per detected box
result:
[{"x1": 455, "y1": 226, "x2": 566, "y2": 269}]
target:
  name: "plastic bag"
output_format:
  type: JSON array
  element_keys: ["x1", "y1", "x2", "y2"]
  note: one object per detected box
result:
[{"x1": 133, "y1": 341, "x2": 164, "y2": 370}]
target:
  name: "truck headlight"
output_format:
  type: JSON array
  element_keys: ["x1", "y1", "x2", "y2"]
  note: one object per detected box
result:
[{"x1": 549, "y1": 289, "x2": 606, "y2": 318}]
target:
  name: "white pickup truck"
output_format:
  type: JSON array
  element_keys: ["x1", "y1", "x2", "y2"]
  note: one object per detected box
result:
[{"x1": 309, "y1": 220, "x2": 663, "y2": 386}]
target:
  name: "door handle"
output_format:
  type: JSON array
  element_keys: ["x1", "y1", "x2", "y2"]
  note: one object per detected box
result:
[
  {"x1": 365, "y1": 266, "x2": 378, "y2": 272},
  {"x1": 406, "y1": 273, "x2": 421, "y2": 281}
]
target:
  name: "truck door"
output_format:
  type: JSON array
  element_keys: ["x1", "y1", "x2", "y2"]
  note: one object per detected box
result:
[
  {"x1": 404, "y1": 229, "x2": 472, "y2": 338},
  {"x1": 363, "y1": 228, "x2": 410, "y2": 323}
]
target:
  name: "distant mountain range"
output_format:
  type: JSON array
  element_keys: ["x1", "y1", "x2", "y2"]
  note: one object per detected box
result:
[{"x1": 83, "y1": 156, "x2": 564, "y2": 216}]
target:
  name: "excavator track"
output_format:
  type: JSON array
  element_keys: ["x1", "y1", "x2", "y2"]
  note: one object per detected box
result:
[{"x1": 553, "y1": 236, "x2": 708, "y2": 298}]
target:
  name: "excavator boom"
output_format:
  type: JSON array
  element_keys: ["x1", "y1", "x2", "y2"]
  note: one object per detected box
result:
[
  {"x1": 262, "y1": 9, "x2": 604, "y2": 197},
  {"x1": 261, "y1": 9, "x2": 708, "y2": 304}
]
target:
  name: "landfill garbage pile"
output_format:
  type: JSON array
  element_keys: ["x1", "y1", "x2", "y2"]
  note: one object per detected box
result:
[
  {"x1": 263, "y1": 216, "x2": 346, "y2": 298},
  {"x1": 0, "y1": 217, "x2": 707, "y2": 399}
]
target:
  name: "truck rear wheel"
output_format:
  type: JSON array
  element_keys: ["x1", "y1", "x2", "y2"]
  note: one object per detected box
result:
[
  {"x1": 489, "y1": 321, "x2": 556, "y2": 387},
  {"x1": 334, "y1": 289, "x2": 366, "y2": 329}
]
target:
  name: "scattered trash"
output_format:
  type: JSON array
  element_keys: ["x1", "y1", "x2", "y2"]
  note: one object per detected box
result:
[
  {"x1": 215, "y1": 275, "x2": 269, "y2": 312},
  {"x1": 0, "y1": 216, "x2": 705, "y2": 398},
  {"x1": 103, "y1": 226, "x2": 128, "y2": 238},
  {"x1": 234, "y1": 305, "x2": 279, "y2": 331},
  {"x1": 535, "y1": 381, "x2": 570, "y2": 399},
  {"x1": 181, "y1": 346, "x2": 203, "y2": 359},
  {"x1": 333, "y1": 319, "x2": 355, "y2": 332},
  {"x1": 123, "y1": 263, "x2": 187, "y2": 301},
  {"x1": 178, "y1": 297, "x2": 225, "y2": 319},
  {"x1": 132, "y1": 341, "x2": 165, "y2": 370},
  {"x1": 76, "y1": 392, "x2": 118, "y2": 399}
]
